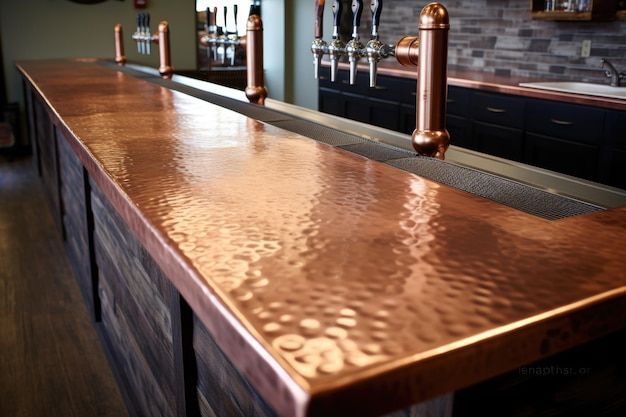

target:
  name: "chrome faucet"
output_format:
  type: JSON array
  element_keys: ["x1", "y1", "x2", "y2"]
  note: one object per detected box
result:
[
  {"x1": 602, "y1": 58, "x2": 626, "y2": 87},
  {"x1": 365, "y1": 0, "x2": 394, "y2": 87}
]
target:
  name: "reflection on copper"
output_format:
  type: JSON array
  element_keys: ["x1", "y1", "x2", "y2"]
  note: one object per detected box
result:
[
  {"x1": 114, "y1": 24, "x2": 127, "y2": 65},
  {"x1": 245, "y1": 15, "x2": 268, "y2": 105},
  {"x1": 396, "y1": 3, "x2": 450, "y2": 159}
]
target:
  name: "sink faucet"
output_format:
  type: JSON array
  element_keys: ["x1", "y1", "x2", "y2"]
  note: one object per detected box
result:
[{"x1": 601, "y1": 59, "x2": 626, "y2": 87}]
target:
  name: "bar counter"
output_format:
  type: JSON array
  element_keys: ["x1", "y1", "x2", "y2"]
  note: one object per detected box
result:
[{"x1": 18, "y1": 58, "x2": 626, "y2": 417}]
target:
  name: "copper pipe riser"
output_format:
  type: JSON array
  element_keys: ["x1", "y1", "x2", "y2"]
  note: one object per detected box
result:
[
  {"x1": 158, "y1": 21, "x2": 173, "y2": 79},
  {"x1": 245, "y1": 15, "x2": 268, "y2": 105},
  {"x1": 114, "y1": 24, "x2": 127, "y2": 65},
  {"x1": 394, "y1": 3, "x2": 450, "y2": 159}
]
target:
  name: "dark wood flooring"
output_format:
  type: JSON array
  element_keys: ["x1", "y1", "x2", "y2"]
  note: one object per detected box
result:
[{"x1": 0, "y1": 156, "x2": 129, "y2": 417}]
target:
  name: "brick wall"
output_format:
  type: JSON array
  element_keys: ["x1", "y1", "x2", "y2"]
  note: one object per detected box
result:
[{"x1": 356, "y1": 0, "x2": 626, "y2": 83}]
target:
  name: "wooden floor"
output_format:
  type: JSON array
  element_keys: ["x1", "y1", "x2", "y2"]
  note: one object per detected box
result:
[{"x1": 0, "y1": 156, "x2": 129, "y2": 417}]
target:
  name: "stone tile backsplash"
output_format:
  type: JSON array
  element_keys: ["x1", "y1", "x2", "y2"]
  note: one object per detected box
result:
[{"x1": 358, "y1": 0, "x2": 626, "y2": 83}]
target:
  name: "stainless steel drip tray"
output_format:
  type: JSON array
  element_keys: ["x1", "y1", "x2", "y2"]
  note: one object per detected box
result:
[{"x1": 387, "y1": 157, "x2": 601, "y2": 220}]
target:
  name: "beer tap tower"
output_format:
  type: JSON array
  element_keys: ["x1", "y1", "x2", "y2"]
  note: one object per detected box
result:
[
  {"x1": 311, "y1": 1, "x2": 450, "y2": 159},
  {"x1": 126, "y1": 12, "x2": 174, "y2": 79},
  {"x1": 200, "y1": 6, "x2": 245, "y2": 67}
]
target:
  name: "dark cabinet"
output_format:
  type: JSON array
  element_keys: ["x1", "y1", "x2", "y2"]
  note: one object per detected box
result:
[
  {"x1": 526, "y1": 133, "x2": 599, "y2": 180},
  {"x1": 447, "y1": 115, "x2": 474, "y2": 150},
  {"x1": 526, "y1": 99, "x2": 605, "y2": 144},
  {"x1": 606, "y1": 149, "x2": 626, "y2": 189},
  {"x1": 474, "y1": 122, "x2": 523, "y2": 161},
  {"x1": 471, "y1": 92, "x2": 525, "y2": 129},
  {"x1": 319, "y1": 88, "x2": 344, "y2": 117},
  {"x1": 318, "y1": 71, "x2": 626, "y2": 189}
]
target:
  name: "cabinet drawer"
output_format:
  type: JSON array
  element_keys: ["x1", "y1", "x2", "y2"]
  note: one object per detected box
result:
[
  {"x1": 319, "y1": 88, "x2": 345, "y2": 117},
  {"x1": 447, "y1": 86, "x2": 471, "y2": 117},
  {"x1": 607, "y1": 149, "x2": 626, "y2": 189},
  {"x1": 526, "y1": 100, "x2": 605, "y2": 144},
  {"x1": 448, "y1": 115, "x2": 474, "y2": 150},
  {"x1": 605, "y1": 110, "x2": 626, "y2": 150},
  {"x1": 474, "y1": 122, "x2": 523, "y2": 161},
  {"x1": 364, "y1": 73, "x2": 416, "y2": 105},
  {"x1": 471, "y1": 92, "x2": 525, "y2": 129},
  {"x1": 525, "y1": 133, "x2": 598, "y2": 181}
]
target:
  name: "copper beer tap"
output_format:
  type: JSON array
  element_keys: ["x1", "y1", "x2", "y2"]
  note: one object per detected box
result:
[
  {"x1": 114, "y1": 24, "x2": 126, "y2": 65},
  {"x1": 245, "y1": 14, "x2": 268, "y2": 105},
  {"x1": 310, "y1": 2, "x2": 451, "y2": 159}
]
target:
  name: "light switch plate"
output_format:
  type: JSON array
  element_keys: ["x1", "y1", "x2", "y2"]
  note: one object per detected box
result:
[{"x1": 581, "y1": 40, "x2": 591, "y2": 58}]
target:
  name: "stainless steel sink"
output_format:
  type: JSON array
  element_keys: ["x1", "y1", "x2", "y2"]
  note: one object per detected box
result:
[{"x1": 519, "y1": 81, "x2": 626, "y2": 100}]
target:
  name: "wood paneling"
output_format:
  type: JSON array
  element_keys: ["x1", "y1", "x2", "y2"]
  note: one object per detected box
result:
[
  {"x1": 23, "y1": 82, "x2": 40, "y2": 176},
  {"x1": 33, "y1": 97, "x2": 62, "y2": 231},
  {"x1": 92, "y1": 183, "x2": 176, "y2": 417},
  {"x1": 57, "y1": 131, "x2": 98, "y2": 319},
  {"x1": 193, "y1": 314, "x2": 278, "y2": 417}
]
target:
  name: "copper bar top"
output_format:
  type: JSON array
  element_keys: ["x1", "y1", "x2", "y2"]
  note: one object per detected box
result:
[
  {"x1": 18, "y1": 59, "x2": 626, "y2": 417},
  {"x1": 325, "y1": 59, "x2": 626, "y2": 111}
]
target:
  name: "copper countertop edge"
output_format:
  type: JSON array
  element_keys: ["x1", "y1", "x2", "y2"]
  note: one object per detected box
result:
[
  {"x1": 308, "y1": 285, "x2": 626, "y2": 395},
  {"x1": 323, "y1": 60, "x2": 626, "y2": 111}
]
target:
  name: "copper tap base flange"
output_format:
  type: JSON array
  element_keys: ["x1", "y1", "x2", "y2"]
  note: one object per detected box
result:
[{"x1": 412, "y1": 129, "x2": 450, "y2": 160}]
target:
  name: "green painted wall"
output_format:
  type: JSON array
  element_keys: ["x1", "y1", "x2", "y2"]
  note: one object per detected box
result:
[
  {"x1": 0, "y1": 0, "x2": 323, "y2": 124},
  {"x1": 263, "y1": 0, "x2": 324, "y2": 110},
  {"x1": 0, "y1": 0, "x2": 197, "y2": 104}
]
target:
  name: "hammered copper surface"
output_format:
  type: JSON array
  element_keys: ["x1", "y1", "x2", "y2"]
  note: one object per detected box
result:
[{"x1": 18, "y1": 59, "x2": 626, "y2": 417}]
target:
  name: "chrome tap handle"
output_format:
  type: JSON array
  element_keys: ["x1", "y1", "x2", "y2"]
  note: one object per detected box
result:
[
  {"x1": 315, "y1": 0, "x2": 325, "y2": 39},
  {"x1": 223, "y1": 6, "x2": 229, "y2": 34},
  {"x1": 145, "y1": 12, "x2": 151, "y2": 55},
  {"x1": 136, "y1": 13, "x2": 143, "y2": 54},
  {"x1": 311, "y1": 0, "x2": 327, "y2": 79},
  {"x1": 346, "y1": 0, "x2": 364, "y2": 85},
  {"x1": 205, "y1": 7, "x2": 211, "y2": 32},
  {"x1": 366, "y1": 0, "x2": 385, "y2": 87},
  {"x1": 370, "y1": 0, "x2": 382, "y2": 39},
  {"x1": 351, "y1": 0, "x2": 364, "y2": 38},
  {"x1": 332, "y1": 0, "x2": 342, "y2": 38}
]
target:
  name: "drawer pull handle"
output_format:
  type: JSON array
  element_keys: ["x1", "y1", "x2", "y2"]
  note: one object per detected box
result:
[
  {"x1": 550, "y1": 118, "x2": 574, "y2": 126},
  {"x1": 486, "y1": 106, "x2": 506, "y2": 113},
  {"x1": 373, "y1": 85, "x2": 387, "y2": 90},
  {"x1": 447, "y1": 98, "x2": 456, "y2": 104},
  {"x1": 319, "y1": 76, "x2": 328, "y2": 80},
  {"x1": 411, "y1": 92, "x2": 416, "y2": 96}
]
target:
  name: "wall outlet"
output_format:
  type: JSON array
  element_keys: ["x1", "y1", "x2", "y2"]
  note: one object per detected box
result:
[{"x1": 581, "y1": 40, "x2": 592, "y2": 58}]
